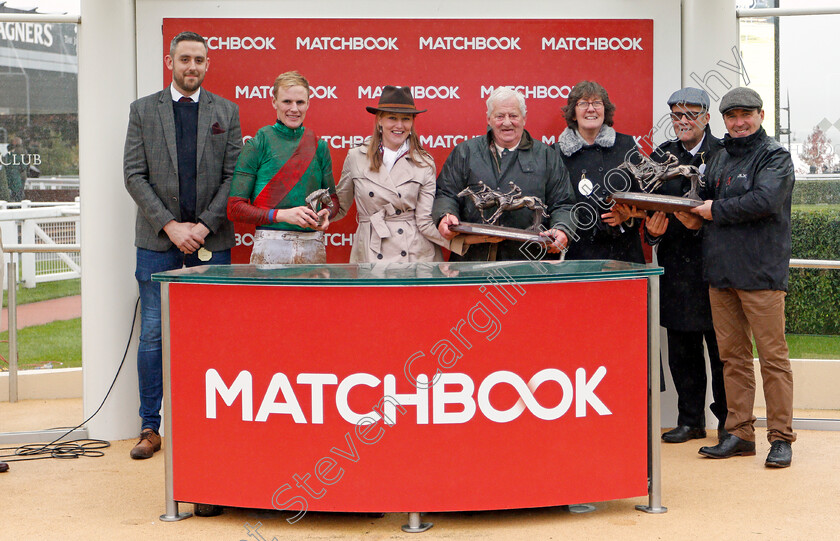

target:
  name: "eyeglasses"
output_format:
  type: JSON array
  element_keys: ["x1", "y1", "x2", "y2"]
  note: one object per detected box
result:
[
  {"x1": 670, "y1": 111, "x2": 704, "y2": 121},
  {"x1": 575, "y1": 100, "x2": 604, "y2": 110}
]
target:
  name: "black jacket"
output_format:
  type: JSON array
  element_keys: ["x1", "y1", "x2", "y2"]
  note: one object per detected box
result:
[
  {"x1": 649, "y1": 126, "x2": 723, "y2": 330},
  {"x1": 700, "y1": 127, "x2": 795, "y2": 291},
  {"x1": 433, "y1": 129, "x2": 576, "y2": 261},
  {"x1": 555, "y1": 127, "x2": 644, "y2": 263}
]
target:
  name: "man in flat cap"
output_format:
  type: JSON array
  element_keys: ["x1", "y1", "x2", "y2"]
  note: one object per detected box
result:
[
  {"x1": 645, "y1": 87, "x2": 727, "y2": 445},
  {"x1": 682, "y1": 87, "x2": 796, "y2": 467}
]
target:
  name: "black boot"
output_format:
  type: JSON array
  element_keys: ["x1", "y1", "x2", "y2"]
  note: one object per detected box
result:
[
  {"x1": 662, "y1": 426, "x2": 706, "y2": 443},
  {"x1": 698, "y1": 434, "x2": 755, "y2": 458},
  {"x1": 194, "y1": 503, "x2": 223, "y2": 517}
]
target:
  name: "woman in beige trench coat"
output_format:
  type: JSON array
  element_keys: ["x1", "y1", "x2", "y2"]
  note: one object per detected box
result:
[{"x1": 335, "y1": 86, "x2": 450, "y2": 263}]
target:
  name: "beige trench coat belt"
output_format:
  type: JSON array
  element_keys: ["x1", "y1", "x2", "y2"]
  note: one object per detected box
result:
[{"x1": 357, "y1": 203, "x2": 415, "y2": 253}]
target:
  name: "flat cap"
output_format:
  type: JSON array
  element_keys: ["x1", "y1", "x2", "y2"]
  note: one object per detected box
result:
[
  {"x1": 719, "y1": 87, "x2": 763, "y2": 114},
  {"x1": 667, "y1": 87, "x2": 710, "y2": 110}
]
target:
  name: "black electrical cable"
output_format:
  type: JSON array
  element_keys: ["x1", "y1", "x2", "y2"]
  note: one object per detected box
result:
[{"x1": 0, "y1": 297, "x2": 140, "y2": 465}]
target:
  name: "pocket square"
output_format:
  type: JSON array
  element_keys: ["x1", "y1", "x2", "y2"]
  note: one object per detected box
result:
[{"x1": 211, "y1": 122, "x2": 225, "y2": 135}]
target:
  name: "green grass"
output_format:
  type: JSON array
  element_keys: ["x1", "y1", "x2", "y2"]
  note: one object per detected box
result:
[
  {"x1": 2, "y1": 278, "x2": 80, "y2": 307},
  {"x1": 792, "y1": 204, "x2": 840, "y2": 212},
  {"x1": 783, "y1": 334, "x2": 840, "y2": 359},
  {"x1": 751, "y1": 334, "x2": 840, "y2": 359},
  {"x1": 0, "y1": 317, "x2": 81, "y2": 369}
]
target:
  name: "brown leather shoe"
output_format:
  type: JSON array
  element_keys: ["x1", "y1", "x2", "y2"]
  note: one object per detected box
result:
[{"x1": 130, "y1": 428, "x2": 161, "y2": 459}]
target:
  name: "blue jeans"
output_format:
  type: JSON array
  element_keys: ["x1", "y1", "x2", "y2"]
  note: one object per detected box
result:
[{"x1": 135, "y1": 246, "x2": 230, "y2": 432}]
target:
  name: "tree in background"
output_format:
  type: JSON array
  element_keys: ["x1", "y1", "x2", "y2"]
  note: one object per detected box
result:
[{"x1": 798, "y1": 126, "x2": 839, "y2": 174}]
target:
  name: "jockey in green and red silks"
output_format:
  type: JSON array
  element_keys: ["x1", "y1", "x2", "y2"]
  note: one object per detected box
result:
[{"x1": 227, "y1": 121, "x2": 337, "y2": 228}]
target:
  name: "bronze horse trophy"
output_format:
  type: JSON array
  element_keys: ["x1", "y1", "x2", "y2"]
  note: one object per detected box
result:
[
  {"x1": 457, "y1": 181, "x2": 549, "y2": 231},
  {"x1": 453, "y1": 181, "x2": 552, "y2": 244},
  {"x1": 305, "y1": 188, "x2": 334, "y2": 226},
  {"x1": 609, "y1": 151, "x2": 706, "y2": 212}
]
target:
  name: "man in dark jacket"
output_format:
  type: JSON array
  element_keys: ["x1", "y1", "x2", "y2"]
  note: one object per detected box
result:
[
  {"x1": 683, "y1": 87, "x2": 796, "y2": 468},
  {"x1": 646, "y1": 88, "x2": 727, "y2": 444},
  {"x1": 433, "y1": 87, "x2": 576, "y2": 260}
]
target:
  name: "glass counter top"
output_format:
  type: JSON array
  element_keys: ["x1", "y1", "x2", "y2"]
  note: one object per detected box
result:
[{"x1": 152, "y1": 260, "x2": 662, "y2": 286}]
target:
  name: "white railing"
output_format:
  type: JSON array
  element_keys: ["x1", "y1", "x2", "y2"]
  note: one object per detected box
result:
[
  {"x1": 24, "y1": 177, "x2": 81, "y2": 190},
  {"x1": 0, "y1": 200, "x2": 79, "y2": 210},
  {"x1": 0, "y1": 200, "x2": 81, "y2": 288},
  {"x1": 790, "y1": 259, "x2": 840, "y2": 269},
  {"x1": 795, "y1": 173, "x2": 840, "y2": 182},
  {"x1": 737, "y1": 7, "x2": 840, "y2": 17},
  {"x1": 4, "y1": 245, "x2": 80, "y2": 403}
]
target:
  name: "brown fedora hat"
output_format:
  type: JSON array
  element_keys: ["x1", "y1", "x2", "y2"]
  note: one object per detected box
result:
[{"x1": 365, "y1": 85, "x2": 427, "y2": 114}]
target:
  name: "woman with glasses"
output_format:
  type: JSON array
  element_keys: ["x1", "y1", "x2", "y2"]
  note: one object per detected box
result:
[
  {"x1": 555, "y1": 80, "x2": 645, "y2": 263},
  {"x1": 334, "y1": 85, "x2": 450, "y2": 262}
]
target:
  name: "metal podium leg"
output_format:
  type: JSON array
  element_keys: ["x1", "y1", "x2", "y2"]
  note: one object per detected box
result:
[
  {"x1": 636, "y1": 275, "x2": 667, "y2": 514},
  {"x1": 401, "y1": 512, "x2": 433, "y2": 533},
  {"x1": 159, "y1": 283, "x2": 192, "y2": 522}
]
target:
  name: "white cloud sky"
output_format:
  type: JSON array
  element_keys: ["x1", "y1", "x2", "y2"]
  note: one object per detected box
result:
[{"x1": 780, "y1": 12, "x2": 840, "y2": 142}]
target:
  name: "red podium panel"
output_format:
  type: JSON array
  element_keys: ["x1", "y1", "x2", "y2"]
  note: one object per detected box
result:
[{"x1": 166, "y1": 278, "x2": 648, "y2": 512}]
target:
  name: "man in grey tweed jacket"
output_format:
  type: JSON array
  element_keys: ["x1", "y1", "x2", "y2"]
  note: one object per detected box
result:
[{"x1": 123, "y1": 31, "x2": 241, "y2": 459}]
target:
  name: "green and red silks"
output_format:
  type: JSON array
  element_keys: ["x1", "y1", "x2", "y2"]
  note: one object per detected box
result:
[{"x1": 227, "y1": 127, "x2": 319, "y2": 225}]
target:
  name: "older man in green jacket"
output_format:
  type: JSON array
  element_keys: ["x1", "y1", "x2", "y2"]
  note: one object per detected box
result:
[{"x1": 433, "y1": 87, "x2": 576, "y2": 261}]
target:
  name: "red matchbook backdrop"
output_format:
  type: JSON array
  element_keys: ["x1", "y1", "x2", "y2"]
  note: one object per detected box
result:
[{"x1": 163, "y1": 18, "x2": 654, "y2": 262}]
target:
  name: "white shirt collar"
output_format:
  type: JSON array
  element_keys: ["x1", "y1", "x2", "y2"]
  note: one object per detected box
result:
[
  {"x1": 382, "y1": 140, "x2": 409, "y2": 172},
  {"x1": 495, "y1": 139, "x2": 521, "y2": 156},
  {"x1": 170, "y1": 84, "x2": 200, "y2": 103},
  {"x1": 684, "y1": 133, "x2": 705, "y2": 156}
]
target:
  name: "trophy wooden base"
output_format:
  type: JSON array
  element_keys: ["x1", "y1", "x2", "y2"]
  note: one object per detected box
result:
[
  {"x1": 451, "y1": 223, "x2": 552, "y2": 244},
  {"x1": 608, "y1": 191, "x2": 702, "y2": 213}
]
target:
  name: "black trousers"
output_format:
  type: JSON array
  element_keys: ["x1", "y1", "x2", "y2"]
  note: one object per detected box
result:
[{"x1": 667, "y1": 329, "x2": 727, "y2": 429}]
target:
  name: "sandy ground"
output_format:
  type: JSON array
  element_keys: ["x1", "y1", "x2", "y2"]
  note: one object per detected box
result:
[
  {"x1": 1, "y1": 399, "x2": 839, "y2": 541},
  {"x1": 0, "y1": 398, "x2": 83, "y2": 433}
]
